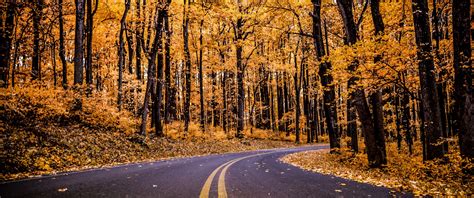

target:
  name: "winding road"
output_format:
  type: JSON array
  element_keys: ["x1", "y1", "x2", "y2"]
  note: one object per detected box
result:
[{"x1": 1, "y1": 145, "x2": 411, "y2": 197}]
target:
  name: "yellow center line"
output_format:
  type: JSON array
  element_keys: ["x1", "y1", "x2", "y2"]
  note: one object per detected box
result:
[
  {"x1": 199, "y1": 151, "x2": 279, "y2": 198},
  {"x1": 199, "y1": 159, "x2": 237, "y2": 198}
]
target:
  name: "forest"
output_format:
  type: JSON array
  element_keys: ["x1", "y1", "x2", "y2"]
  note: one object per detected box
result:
[{"x1": 0, "y1": 0, "x2": 472, "y2": 196}]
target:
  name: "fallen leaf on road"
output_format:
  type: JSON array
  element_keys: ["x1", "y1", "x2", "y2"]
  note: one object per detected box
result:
[{"x1": 58, "y1": 188, "x2": 68, "y2": 192}]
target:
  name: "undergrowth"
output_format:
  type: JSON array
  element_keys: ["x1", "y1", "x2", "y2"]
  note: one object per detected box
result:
[
  {"x1": 0, "y1": 87, "x2": 309, "y2": 181},
  {"x1": 282, "y1": 142, "x2": 473, "y2": 196}
]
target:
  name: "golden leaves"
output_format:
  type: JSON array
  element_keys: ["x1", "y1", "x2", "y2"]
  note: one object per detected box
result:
[{"x1": 281, "y1": 143, "x2": 474, "y2": 196}]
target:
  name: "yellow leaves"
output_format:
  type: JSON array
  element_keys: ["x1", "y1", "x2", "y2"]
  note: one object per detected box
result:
[
  {"x1": 282, "y1": 142, "x2": 474, "y2": 196},
  {"x1": 34, "y1": 157, "x2": 52, "y2": 171}
]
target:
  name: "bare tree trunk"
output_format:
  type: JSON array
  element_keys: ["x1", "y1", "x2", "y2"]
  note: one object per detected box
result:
[
  {"x1": 154, "y1": 10, "x2": 164, "y2": 136},
  {"x1": 312, "y1": 0, "x2": 340, "y2": 150},
  {"x1": 32, "y1": 0, "x2": 41, "y2": 80},
  {"x1": 74, "y1": 0, "x2": 85, "y2": 84},
  {"x1": 411, "y1": 0, "x2": 445, "y2": 160},
  {"x1": 59, "y1": 0, "x2": 67, "y2": 88},
  {"x1": 0, "y1": 0, "x2": 15, "y2": 87},
  {"x1": 337, "y1": 0, "x2": 386, "y2": 167},
  {"x1": 452, "y1": 0, "x2": 473, "y2": 163},
  {"x1": 135, "y1": 0, "x2": 142, "y2": 80},
  {"x1": 183, "y1": 0, "x2": 191, "y2": 132},
  {"x1": 164, "y1": 4, "x2": 171, "y2": 123},
  {"x1": 235, "y1": 18, "x2": 245, "y2": 138},
  {"x1": 199, "y1": 19, "x2": 205, "y2": 131},
  {"x1": 118, "y1": 0, "x2": 130, "y2": 110},
  {"x1": 369, "y1": 0, "x2": 387, "y2": 162},
  {"x1": 85, "y1": 0, "x2": 97, "y2": 85}
]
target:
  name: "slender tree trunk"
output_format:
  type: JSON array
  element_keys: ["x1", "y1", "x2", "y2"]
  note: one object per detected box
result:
[
  {"x1": 235, "y1": 17, "x2": 245, "y2": 138},
  {"x1": 294, "y1": 43, "x2": 300, "y2": 143},
  {"x1": 183, "y1": 0, "x2": 191, "y2": 132},
  {"x1": 59, "y1": 0, "x2": 67, "y2": 88},
  {"x1": 118, "y1": 0, "x2": 130, "y2": 110},
  {"x1": 164, "y1": 5, "x2": 171, "y2": 123},
  {"x1": 126, "y1": 27, "x2": 133, "y2": 74},
  {"x1": 74, "y1": 0, "x2": 85, "y2": 84},
  {"x1": 85, "y1": 0, "x2": 96, "y2": 85},
  {"x1": 411, "y1": 0, "x2": 445, "y2": 160},
  {"x1": 199, "y1": 20, "x2": 205, "y2": 131},
  {"x1": 135, "y1": 0, "x2": 142, "y2": 80},
  {"x1": 0, "y1": 0, "x2": 15, "y2": 87},
  {"x1": 369, "y1": 0, "x2": 387, "y2": 163},
  {"x1": 154, "y1": 10, "x2": 164, "y2": 136},
  {"x1": 312, "y1": 0, "x2": 340, "y2": 151},
  {"x1": 337, "y1": 0, "x2": 385, "y2": 166},
  {"x1": 32, "y1": 0, "x2": 41, "y2": 80},
  {"x1": 140, "y1": 6, "x2": 164, "y2": 138},
  {"x1": 222, "y1": 71, "x2": 227, "y2": 133},
  {"x1": 52, "y1": 42, "x2": 57, "y2": 87},
  {"x1": 452, "y1": 0, "x2": 473, "y2": 163}
]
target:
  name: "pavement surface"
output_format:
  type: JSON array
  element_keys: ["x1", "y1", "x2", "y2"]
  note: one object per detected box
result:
[{"x1": 1, "y1": 145, "x2": 412, "y2": 197}]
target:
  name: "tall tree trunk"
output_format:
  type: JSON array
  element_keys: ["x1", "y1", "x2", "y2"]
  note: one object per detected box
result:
[
  {"x1": 452, "y1": 0, "x2": 473, "y2": 162},
  {"x1": 135, "y1": 0, "x2": 142, "y2": 80},
  {"x1": 294, "y1": 42, "x2": 300, "y2": 143},
  {"x1": 32, "y1": 0, "x2": 41, "y2": 80},
  {"x1": 312, "y1": 0, "x2": 340, "y2": 151},
  {"x1": 85, "y1": 0, "x2": 96, "y2": 85},
  {"x1": 222, "y1": 71, "x2": 227, "y2": 133},
  {"x1": 235, "y1": 17, "x2": 245, "y2": 138},
  {"x1": 126, "y1": 27, "x2": 133, "y2": 74},
  {"x1": 0, "y1": 0, "x2": 15, "y2": 87},
  {"x1": 183, "y1": 0, "x2": 191, "y2": 132},
  {"x1": 118, "y1": 0, "x2": 130, "y2": 110},
  {"x1": 140, "y1": 6, "x2": 164, "y2": 138},
  {"x1": 432, "y1": 0, "x2": 449, "y2": 152},
  {"x1": 411, "y1": 0, "x2": 445, "y2": 160},
  {"x1": 59, "y1": 0, "x2": 67, "y2": 88},
  {"x1": 164, "y1": 5, "x2": 171, "y2": 124},
  {"x1": 74, "y1": 0, "x2": 85, "y2": 84},
  {"x1": 199, "y1": 20, "x2": 205, "y2": 131},
  {"x1": 369, "y1": 0, "x2": 387, "y2": 163},
  {"x1": 154, "y1": 10, "x2": 164, "y2": 136},
  {"x1": 337, "y1": 0, "x2": 385, "y2": 167}
]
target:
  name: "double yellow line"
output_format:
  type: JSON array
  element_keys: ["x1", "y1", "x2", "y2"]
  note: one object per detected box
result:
[{"x1": 199, "y1": 151, "x2": 277, "y2": 198}]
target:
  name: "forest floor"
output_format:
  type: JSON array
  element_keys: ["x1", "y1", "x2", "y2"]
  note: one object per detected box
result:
[
  {"x1": 0, "y1": 87, "x2": 310, "y2": 181},
  {"x1": 281, "y1": 143, "x2": 473, "y2": 196}
]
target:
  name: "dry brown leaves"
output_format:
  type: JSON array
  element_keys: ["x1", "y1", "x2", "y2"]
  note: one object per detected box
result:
[
  {"x1": 281, "y1": 145, "x2": 473, "y2": 196},
  {"x1": 0, "y1": 88, "x2": 298, "y2": 181}
]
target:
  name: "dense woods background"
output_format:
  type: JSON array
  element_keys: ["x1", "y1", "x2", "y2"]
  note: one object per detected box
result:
[{"x1": 0, "y1": 0, "x2": 472, "y2": 193}]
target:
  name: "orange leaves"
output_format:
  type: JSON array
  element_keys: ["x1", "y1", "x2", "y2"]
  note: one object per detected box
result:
[{"x1": 282, "y1": 143, "x2": 474, "y2": 196}]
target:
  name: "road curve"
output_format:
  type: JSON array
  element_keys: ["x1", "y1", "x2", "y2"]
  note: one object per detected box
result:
[{"x1": 1, "y1": 145, "x2": 411, "y2": 197}]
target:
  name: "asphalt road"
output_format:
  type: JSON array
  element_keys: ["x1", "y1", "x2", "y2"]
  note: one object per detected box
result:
[{"x1": 1, "y1": 145, "x2": 412, "y2": 198}]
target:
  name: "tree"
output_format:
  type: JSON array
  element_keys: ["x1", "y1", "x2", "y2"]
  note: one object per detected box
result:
[
  {"x1": 452, "y1": 0, "x2": 473, "y2": 162},
  {"x1": 32, "y1": 0, "x2": 42, "y2": 80},
  {"x1": 85, "y1": 0, "x2": 98, "y2": 86},
  {"x1": 337, "y1": 0, "x2": 386, "y2": 167},
  {"x1": 369, "y1": 0, "x2": 387, "y2": 163},
  {"x1": 140, "y1": 4, "x2": 165, "y2": 138},
  {"x1": 163, "y1": 0, "x2": 172, "y2": 124},
  {"x1": 199, "y1": 19, "x2": 205, "y2": 131},
  {"x1": 311, "y1": 0, "x2": 340, "y2": 150},
  {"x1": 59, "y1": 0, "x2": 67, "y2": 88},
  {"x1": 411, "y1": 0, "x2": 445, "y2": 160},
  {"x1": 74, "y1": 0, "x2": 85, "y2": 85},
  {"x1": 117, "y1": 0, "x2": 130, "y2": 110},
  {"x1": 183, "y1": 0, "x2": 191, "y2": 133},
  {"x1": 0, "y1": 0, "x2": 15, "y2": 87}
]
